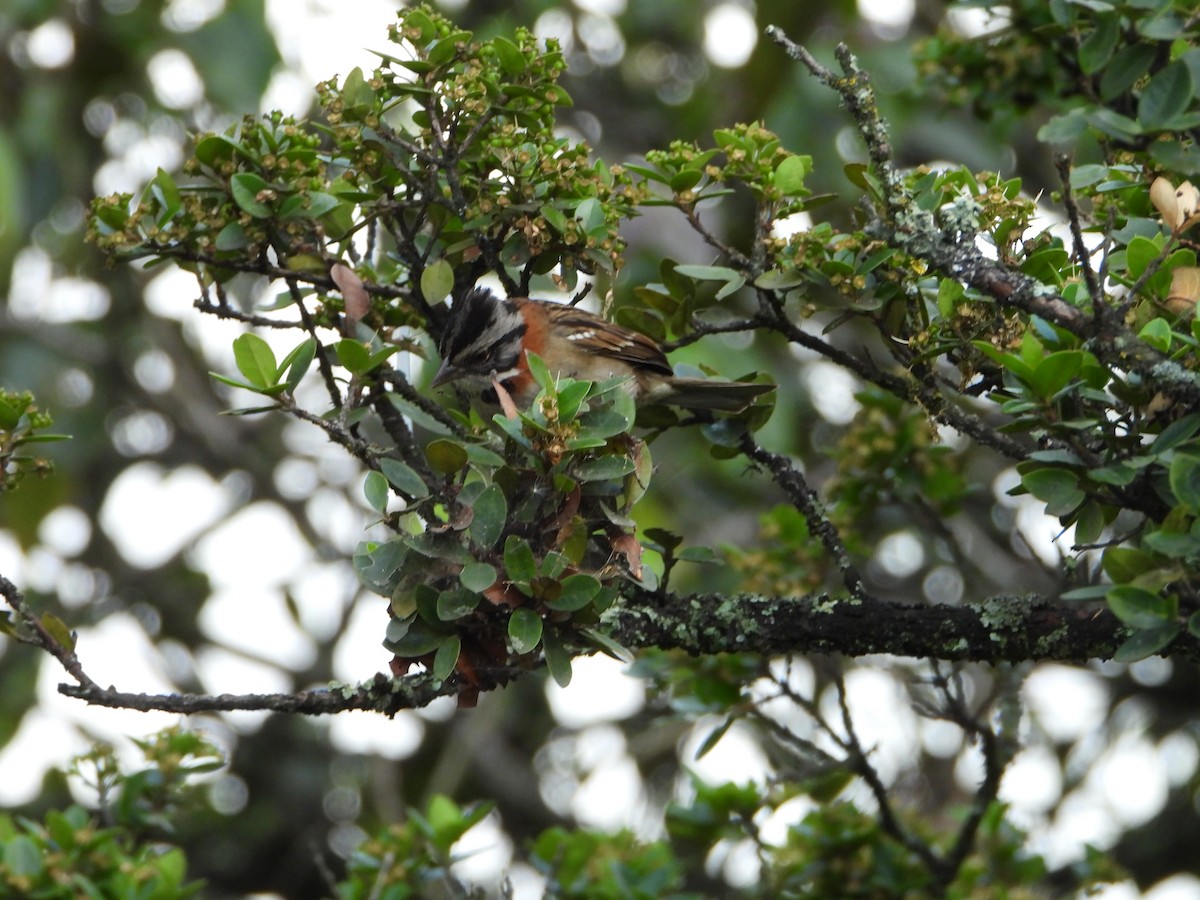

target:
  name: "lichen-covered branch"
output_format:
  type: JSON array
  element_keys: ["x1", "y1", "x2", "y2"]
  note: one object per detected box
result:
[
  {"x1": 767, "y1": 26, "x2": 1200, "y2": 407},
  {"x1": 609, "y1": 588, "x2": 1184, "y2": 664}
]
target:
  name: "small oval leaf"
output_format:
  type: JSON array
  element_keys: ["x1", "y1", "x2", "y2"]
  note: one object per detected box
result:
[
  {"x1": 432, "y1": 635, "x2": 461, "y2": 682},
  {"x1": 508, "y1": 607, "x2": 543, "y2": 654},
  {"x1": 426, "y1": 439, "x2": 469, "y2": 475},
  {"x1": 421, "y1": 259, "x2": 455, "y2": 303},
  {"x1": 460, "y1": 562, "x2": 498, "y2": 593},
  {"x1": 470, "y1": 484, "x2": 507, "y2": 547},
  {"x1": 379, "y1": 458, "x2": 430, "y2": 500}
]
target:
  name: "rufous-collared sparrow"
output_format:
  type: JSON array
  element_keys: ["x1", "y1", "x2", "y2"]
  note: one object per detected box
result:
[{"x1": 432, "y1": 287, "x2": 772, "y2": 412}]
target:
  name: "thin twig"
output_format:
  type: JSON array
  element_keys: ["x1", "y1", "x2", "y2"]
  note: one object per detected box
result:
[
  {"x1": 738, "y1": 432, "x2": 865, "y2": 598},
  {"x1": 834, "y1": 669, "x2": 946, "y2": 877},
  {"x1": 1054, "y1": 154, "x2": 1102, "y2": 311},
  {"x1": 57, "y1": 673, "x2": 461, "y2": 717},
  {"x1": 0, "y1": 573, "x2": 98, "y2": 691}
]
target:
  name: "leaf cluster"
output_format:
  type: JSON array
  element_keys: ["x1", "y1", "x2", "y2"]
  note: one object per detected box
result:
[
  {"x1": 0, "y1": 728, "x2": 220, "y2": 899},
  {"x1": 0, "y1": 389, "x2": 68, "y2": 494},
  {"x1": 918, "y1": 0, "x2": 1200, "y2": 173},
  {"x1": 359, "y1": 367, "x2": 647, "y2": 700}
]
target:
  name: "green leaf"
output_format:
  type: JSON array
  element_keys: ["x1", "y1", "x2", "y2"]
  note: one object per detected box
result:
[
  {"x1": 1125, "y1": 234, "x2": 1162, "y2": 279},
  {"x1": 232, "y1": 333, "x2": 278, "y2": 388},
  {"x1": 556, "y1": 380, "x2": 592, "y2": 422},
  {"x1": 579, "y1": 625, "x2": 635, "y2": 664},
  {"x1": 1106, "y1": 585, "x2": 1177, "y2": 629},
  {"x1": 40, "y1": 613, "x2": 75, "y2": 652},
  {"x1": 436, "y1": 587, "x2": 480, "y2": 621},
  {"x1": 45, "y1": 810, "x2": 78, "y2": 850},
  {"x1": 1189, "y1": 610, "x2": 1200, "y2": 640},
  {"x1": 1113, "y1": 622, "x2": 1179, "y2": 662},
  {"x1": 491, "y1": 35, "x2": 526, "y2": 75},
  {"x1": 1100, "y1": 44, "x2": 1156, "y2": 101},
  {"x1": 150, "y1": 167, "x2": 181, "y2": 226},
  {"x1": 754, "y1": 267, "x2": 806, "y2": 290},
  {"x1": 1102, "y1": 546, "x2": 1160, "y2": 583},
  {"x1": 1059, "y1": 584, "x2": 1112, "y2": 601},
  {"x1": 421, "y1": 259, "x2": 454, "y2": 303},
  {"x1": 678, "y1": 545, "x2": 720, "y2": 564},
  {"x1": 540, "y1": 550, "x2": 570, "y2": 580},
  {"x1": 971, "y1": 340, "x2": 1036, "y2": 384},
  {"x1": 463, "y1": 443, "x2": 506, "y2": 467},
  {"x1": 0, "y1": 395, "x2": 24, "y2": 430},
  {"x1": 1142, "y1": 528, "x2": 1200, "y2": 558},
  {"x1": 432, "y1": 636, "x2": 460, "y2": 682},
  {"x1": 674, "y1": 264, "x2": 746, "y2": 300},
  {"x1": 1169, "y1": 451, "x2": 1200, "y2": 510},
  {"x1": 230, "y1": 171, "x2": 273, "y2": 218},
  {"x1": 341, "y1": 66, "x2": 374, "y2": 110},
  {"x1": 504, "y1": 536, "x2": 536, "y2": 585},
  {"x1": 1138, "y1": 60, "x2": 1194, "y2": 130},
  {"x1": 1085, "y1": 107, "x2": 1143, "y2": 140},
  {"x1": 525, "y1": 351, "x2": 555, "y2": 393},
  {"x1": 3, "y1": 835, "x2": 44, "y2": 877},
  {"x1": 1138, "y1": 318, "x2": 1172, "y2": 353},
  {"x1": 281, "y1": 339, "x2": 316, "y2": 392},
  {"x1": 196, "y1": 133, "x2": 252, "y2": 167},
  {"x1": 1030, "y1": 350, "x2": 1083, "y2": 397},
  {"x1": 1068, "y1": 164, "x2": 1109, "y2": 189},
  {"x1": 300, "y1": 191, "x2": 342, "y2": 219},
  {"x1": 460, "y1": 562, "x2": 497, "y2": 592},
  {"x1": 1074, "y1": 500, "x2": 1106, "y2": 546},
  {"x1": 1078, "y1": 14, "x2": 1119, "y2": 75},
  {"x1": 843, "y1": 161, "x2": 881, "y2": 195},
  {"x1": 1038, "y1": 109, "x2": 1088, "y2": 143},
  {"x1": 364, "y1": 470, "x2": 390, "y2": 512},
  {"x1": 335, "y1": 339, "x2": 372, "y2": 375},
  {"x1": 542, "y1": 204, "x2": 569, "y2": 234},
  {"x1": 470, "y1": 484, "x2": 507, "y2": 547},
  {"x1": 508, "y1": 608, "x2": 543, "y2": 654},
  {"x1": 574, "y1": 197, "x2": 607, "y2": 236},
  {"x1": 1021, "y1": 468, "x2": 1084, "y2": 517},
  {"x1": 542, "y1": 628, "x2": 573, "y2": 687},
  {"x1": 669, "y1": 169, "x2": 704, "y2": 192},
  {"x1": 355, "y1": 540, "x2": 407, "y2": 594},
  {"x1": 572, "y1": 455, "x2": 636, "y2": 482},
  {"x1": 379, "y1": 458, "x2": 430, "y2": 500},
  {"x1": 693, "y1": 716, "x2": 736, "y2": 761},
  {"x1": 1151, "y1": 413, "x2": 1200, "y2": 454},
  {"x1": 545, "y1": 573, "x2": 601, "y2": 612},
  {"x1": 388, "y1": 394, "x2": 454, "y2": 437},
  {"x1": 210, "y1": 373, "x2": 272, "y2": 394},
  {"x1": 384, "y1": 618, "x2": 446, "y2": 656},
  {"x1": 425, "y1": 439, "x2": 469, "y2": 475},
  {"x1": 773, "y1": 154, "x2": 812, "y2": 195}
]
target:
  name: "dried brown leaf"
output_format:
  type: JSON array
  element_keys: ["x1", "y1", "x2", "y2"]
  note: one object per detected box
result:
[
  {"x1": 331, "y1": 263, "x2": 370, "y2": 331},
  {"x1": 1166, "y1": 266, "x2": 1200, "y2": 316},
  {"x1": 1151, "y1": 177, "x2": 1179, "y2": 227}
]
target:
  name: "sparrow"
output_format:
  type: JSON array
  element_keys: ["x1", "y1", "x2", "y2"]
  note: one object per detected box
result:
[{"x1": 431, "y1": 287, "x2": 772, "y2": 412}]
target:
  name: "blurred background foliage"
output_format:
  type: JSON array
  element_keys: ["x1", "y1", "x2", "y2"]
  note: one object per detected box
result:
[{"x1": 2, "y1": 0, "x2": 1199, "y2": 897}]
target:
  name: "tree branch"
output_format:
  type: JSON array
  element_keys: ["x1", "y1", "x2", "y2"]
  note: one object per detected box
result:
[
  {"x1": 768, "y1": 26, "x2": 1200, "y2": 408},
  {"x1": 56, "y1": 673, "x2": 460, "y2": 717},
  {"x1": 609, "y1": 588, "x2": 1190, "y2": 663},
  {"x1": 738, "y1": 431, "x2": 865, "y2": 599}
]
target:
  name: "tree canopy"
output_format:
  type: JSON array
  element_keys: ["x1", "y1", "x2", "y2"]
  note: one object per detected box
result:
[{"x1": 3, "y1": 1, "x2": 1200, "y2": 897}]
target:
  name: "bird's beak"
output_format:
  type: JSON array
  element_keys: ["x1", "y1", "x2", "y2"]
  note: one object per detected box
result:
[{"x1": 431, "y1": 360, "x2": 459, "y2": 389}]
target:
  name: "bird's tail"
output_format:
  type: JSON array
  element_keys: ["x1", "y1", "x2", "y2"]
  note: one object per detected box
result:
[{"x1": 651, "y1": 378, "x2": 774, "y2": 413}]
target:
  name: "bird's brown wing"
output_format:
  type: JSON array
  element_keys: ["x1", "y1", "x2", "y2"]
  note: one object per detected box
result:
[{"x1": 540, "y1": 302, "x2": 674, "y2": 376}]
